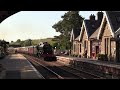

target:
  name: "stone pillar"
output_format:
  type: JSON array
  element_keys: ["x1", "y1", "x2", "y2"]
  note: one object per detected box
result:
[
  {"x1": 108, "y1": 38, "x2": 111, "y2": 61},
  {"x1": 88, "y1": 40, "x2": 91, "y2": 58},
  {"x1": 78, "y1": 43, "x2": 79, "y2": 56},
  {"x1": 116, "y1": 40, "x2": 120, "y2": 62},
  {"x1": 72, "y1": 42, "x2": 74, "y2": 55}
]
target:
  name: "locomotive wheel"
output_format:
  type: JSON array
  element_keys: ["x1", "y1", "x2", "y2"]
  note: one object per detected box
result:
[
  {"x1": 53, "y1": 57, "x2": 57, "y2": 61},
  {"x1": 44, "y1": 57, "x2": 48, "y2": 61},
  {"x1": 44, "y1": 57, "x2": 57, "y2": 61},
  {"x1": 44, "y1": 57, "x2": 46, "y2": 61},
  {"x1": 44, "y1": 57, "x2": 51, "y2": 61}
]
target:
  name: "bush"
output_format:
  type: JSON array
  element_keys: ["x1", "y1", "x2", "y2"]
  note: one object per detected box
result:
[
  {"x1": 82, "y1": 53, "x2": 87, "y2": 58},
  {"x1": 72, "y1": 54, "x2": 74, "y2": 57},
  {"x1": 74, "y1": 54, "x2": 78, "y2": 57},
  {"x1": 78, "y1": 55, "x2": 81, "y2": 58},
  {"x1": 98, "y1": 54, "x2": 108, "y2": 61}
]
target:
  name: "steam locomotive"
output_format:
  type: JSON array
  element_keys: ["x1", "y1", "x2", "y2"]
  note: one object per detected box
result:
[{"x1": 15, "y1": 42, "x2": 57, "y2": 61}]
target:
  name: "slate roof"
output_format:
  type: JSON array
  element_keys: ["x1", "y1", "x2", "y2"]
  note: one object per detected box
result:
[
  {"x1": 106, "y1": 11, "x2": 120, "y2": 33},
  {"x1": 89, "y1": 27, "x2": 100, "y2": 39},
  {"x1": 73, "y1": 29, "x2": 81, "y2": 39},
  {"x1": 75, "y1": 35, "x2": 80, "y2": 41},
  {"x1": 70, "y1": 29, "x2": 81, "y2": 41},
  {"x1": 84, "y1": 20, "x2": 101, "y2": 37}
]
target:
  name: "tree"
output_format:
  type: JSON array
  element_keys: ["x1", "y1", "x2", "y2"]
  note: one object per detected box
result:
[
  {"x1": 52, "y1": 11, "x2": 84, "y2": 50},
  {"x1": 20, "y1": 41, "x2": 25, "y2": 47},
  {"x1": 24, "y1": 39, "x2": 32, "y2": 46},
  {"x1": 28, "y1": 39, "x2": 32, "y2": 46},
  {"x1": 11, "y1": 41, "x2": 14, "y2": 43},
  {"x1": 16, "y1": 39, "x2": 21, "y2": 43}
]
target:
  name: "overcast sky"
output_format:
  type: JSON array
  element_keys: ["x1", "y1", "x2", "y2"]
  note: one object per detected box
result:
[{"x1": 0, "y1": 11, "x2": 98, "y2": 42}]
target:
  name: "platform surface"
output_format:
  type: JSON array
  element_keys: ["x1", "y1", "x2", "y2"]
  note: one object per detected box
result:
[{"x1": 0, "y1": 54, "x2": 44, "y2": 79}]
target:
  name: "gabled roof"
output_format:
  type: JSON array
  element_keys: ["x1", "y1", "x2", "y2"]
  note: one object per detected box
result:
[
  {"x1": 79, "y1": 19, "x2": 101, "y2": 41},
  {"x1": 89, "y1": 27, "x2": 100, "y2": 39},
  {"x1": 106, "y1": 11, "x2": 120, "y2": 33},
  {"x1": 73, "y1": 29, "x2": 81, "y2": 39},
  {"x1": 79, "y1": 21, "x2": 88, "y2": 41},
  {"x1": 75, "y1": 35, "x2": 80, "y2": 41},
  {"x1": 97, "y1": 11, "x2": 120, "y2": 39},
  {"x1": 70, "y1": 29, "x2": 81, "y2": 42},
  {"x1": 115, "y1": 27, "x2": 120, "y2": 38},
  {"x1": 84, "y1": 20, "x2": 101, "y2": 37},
  {"x1": 70, "y1": 29, "x2": 74, "y2": 42}
]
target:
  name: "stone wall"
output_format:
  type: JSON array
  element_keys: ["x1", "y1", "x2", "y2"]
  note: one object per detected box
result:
[{"x1": 57, "y1": 56, "x2": 120, "y2": 79}]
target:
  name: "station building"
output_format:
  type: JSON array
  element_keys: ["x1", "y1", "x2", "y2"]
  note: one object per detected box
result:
[{"x1": 70, "y1": 11, "x2": 120, "y2": 62}]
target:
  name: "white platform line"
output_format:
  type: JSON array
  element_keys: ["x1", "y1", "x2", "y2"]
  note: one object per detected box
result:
[{"x1": 26, "y1": 59, "x2": 45, "y2": 79}]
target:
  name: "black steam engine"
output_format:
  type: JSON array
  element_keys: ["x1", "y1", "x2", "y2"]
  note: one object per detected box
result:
[
  {"x1": 16, "y1": 42, "x2": 57, "y2": 61},
  {"x1": 36, "y1": 42, "x2": 57, "y2": 61}
]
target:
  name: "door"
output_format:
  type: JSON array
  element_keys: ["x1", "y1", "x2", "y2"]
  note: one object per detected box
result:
[{"x1": 96, "y1": 46, "x2": 99, "y2": 57}]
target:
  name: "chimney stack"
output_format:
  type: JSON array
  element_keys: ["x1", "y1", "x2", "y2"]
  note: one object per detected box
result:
[
  {"x1": 97, "y1": 11, "x2": 103, "y2": 22},
  {"x1": 89, "y1": 14, "x2": 95, "y2": 21}
]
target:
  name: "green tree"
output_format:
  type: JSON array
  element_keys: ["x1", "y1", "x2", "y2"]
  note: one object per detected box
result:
[
  {"x1": 11, "y1": 41, "x2": 14, "y2": 43},
  {"x1": 24, "y1": 39, "x2": 32, "y2": 46},
  {"x1": 52, "y1": 11, "x2": 84, "y2": 50},
  {"x1": 20, "y1": 41, "x2": 25, "y2": 47},
  {"x1": 16, "y1": 39, "x2": 21, "y2": 43}
]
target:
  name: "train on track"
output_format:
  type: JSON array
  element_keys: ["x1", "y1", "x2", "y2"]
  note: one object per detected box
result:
[{"x1": 15, "y1": 42, "x2": 57, "y2": 61}]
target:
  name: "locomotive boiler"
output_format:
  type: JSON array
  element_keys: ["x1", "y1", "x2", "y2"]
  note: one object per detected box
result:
[{"x1": 36, "y1": 42, "x2": 57, "y2": 61}]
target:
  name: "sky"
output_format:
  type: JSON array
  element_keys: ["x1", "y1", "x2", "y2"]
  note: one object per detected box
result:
[{"x1": 0, "y1": 11, "x2": 98, "y2": 42}]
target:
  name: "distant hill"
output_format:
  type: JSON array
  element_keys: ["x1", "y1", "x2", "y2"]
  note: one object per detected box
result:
[
  {"x1": 10, "y1": 38, "x2": 56, "y2": 47},
  {"x1": 32, "y1": 38, "x2": 56, "y2": 46}
]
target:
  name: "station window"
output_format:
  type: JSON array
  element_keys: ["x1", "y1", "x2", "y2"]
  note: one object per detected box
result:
[
  {"x1": 80, "y1": 44, "x2": 81, "y2": 53},
  {"x1": 84, "y1": 41, "x2": 86, "y2": 48},
  {"x1": 105, "y1": 38, "x2": 109, "y2": 55}
]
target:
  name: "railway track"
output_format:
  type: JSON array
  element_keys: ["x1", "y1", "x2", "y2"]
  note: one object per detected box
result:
[
  {"x1": 25, "y1": 56, "x2": 63, "y2": 79},
  {"x1": 56, "y1": 58, "x2": 106, "y2": 79},
  {"x1": 24, "y1": 55, "x2": 105, "y2": 79},
  {"x1": 25, "y1": 55, "x2": 81, "y2": 79},
  {"x1": 54, "y1": 61, "x2": 105, "y2": 79}
]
